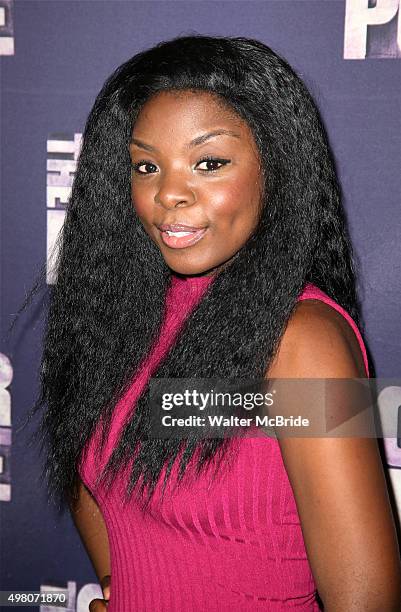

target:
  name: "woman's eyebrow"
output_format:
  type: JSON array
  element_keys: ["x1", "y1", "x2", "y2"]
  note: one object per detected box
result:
[{"x1": 130, "y1": 129, "x2": 241, "y2": 152}]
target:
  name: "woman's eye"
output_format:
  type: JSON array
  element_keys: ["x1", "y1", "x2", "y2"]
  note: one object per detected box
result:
[
  {"x1": 196, "y1": 157, "x2": 230, "y2": 172},
  {"x1": 131, "y1": 157, "x2": 230, "y2": 175},
  {"x1": 131, "y1": 161, "x2": 158, "y2": 175}
]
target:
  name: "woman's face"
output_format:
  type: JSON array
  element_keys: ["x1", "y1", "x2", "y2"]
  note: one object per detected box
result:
[{"x1": 130, "y1": 90, "x2": 264, "y2": 276}]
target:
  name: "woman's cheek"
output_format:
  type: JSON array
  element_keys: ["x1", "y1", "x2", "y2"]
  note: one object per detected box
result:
[{"x1": 206, "y1": 184, "x2": 243, "y2": 215}]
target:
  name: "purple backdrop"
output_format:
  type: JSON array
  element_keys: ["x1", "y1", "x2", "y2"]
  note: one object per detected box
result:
[{"x1": 1, "y1": 1, "x2": 400, "y2": 609}]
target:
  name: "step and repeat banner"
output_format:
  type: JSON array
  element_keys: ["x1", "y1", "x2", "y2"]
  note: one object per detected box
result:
[{"x1": 1, "y1": 1, "x2": 400, "y2": 610}]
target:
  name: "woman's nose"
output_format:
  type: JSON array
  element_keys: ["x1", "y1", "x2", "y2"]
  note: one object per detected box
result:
[{"x1": 155, "y1": 174, "x2": 196, "y2": 210}]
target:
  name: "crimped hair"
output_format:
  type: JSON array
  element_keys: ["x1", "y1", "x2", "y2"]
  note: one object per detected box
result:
[{"x1": 17, "y1": 34, "x2": 368, "y2": 512}]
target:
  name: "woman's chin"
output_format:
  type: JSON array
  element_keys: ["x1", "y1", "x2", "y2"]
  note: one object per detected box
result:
[
  {"x1": 164, "y1": 259, "x2": 220, "y2": 278},
  {"x1": 164, "y1": 252, "x2": 240, "y2": 278},
  {"x1": 166, "y1": 265, "x2": 215, "y2": 277}
]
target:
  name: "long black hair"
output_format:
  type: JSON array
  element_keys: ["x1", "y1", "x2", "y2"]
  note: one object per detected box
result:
[{"x1": 18, "y1": 34, "x2": 367, "y2": 512}]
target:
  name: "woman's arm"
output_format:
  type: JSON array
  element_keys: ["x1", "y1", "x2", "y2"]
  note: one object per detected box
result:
[
  {"x1": 267, "y1": 300, "x2": 401, "y2": 611},
  {"x1": 69, "y1": 476, "x2": 111, "y2": 589}
]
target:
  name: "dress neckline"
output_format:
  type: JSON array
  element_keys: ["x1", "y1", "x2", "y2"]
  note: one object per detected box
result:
[{"x1": 166, "y1": 272, "x2": 216, "y2": 313}]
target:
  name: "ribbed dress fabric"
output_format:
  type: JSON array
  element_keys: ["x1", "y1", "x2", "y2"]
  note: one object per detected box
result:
[{"x1": 78, "y1": 275, "x2": 370, "y2": 612}]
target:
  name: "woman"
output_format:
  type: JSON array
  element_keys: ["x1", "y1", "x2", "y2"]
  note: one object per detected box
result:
[{"x1": 27, "y1": 35, "x2": 400, "y2": 610}]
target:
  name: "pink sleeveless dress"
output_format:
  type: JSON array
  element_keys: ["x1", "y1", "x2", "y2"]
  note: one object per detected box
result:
[{"x1": 78, "y1": 276, "x2": 369, "y2": 611}]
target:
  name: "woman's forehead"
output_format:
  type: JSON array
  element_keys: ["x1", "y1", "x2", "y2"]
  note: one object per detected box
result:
[{"x1": 131, "y1": 91, "x2": 253, "y2": 148}]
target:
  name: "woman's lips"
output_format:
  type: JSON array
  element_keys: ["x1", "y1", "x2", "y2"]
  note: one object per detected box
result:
[{"x1": 159, "y1": 227, "x2": 208, "y2": 249}]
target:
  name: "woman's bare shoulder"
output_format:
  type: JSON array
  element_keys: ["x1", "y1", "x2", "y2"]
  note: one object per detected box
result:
[
  {"x1": 263, "y1": 300, "x2": 401, "y2": 609},
  {"x1": 267, "y1": 298, "x2": 366, "y2": 379}
]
